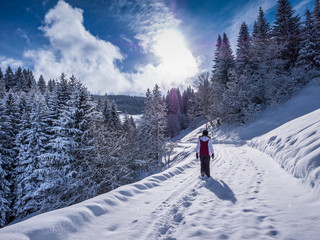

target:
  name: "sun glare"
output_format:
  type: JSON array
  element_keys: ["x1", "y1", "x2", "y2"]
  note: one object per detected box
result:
[{"x1": 153, "y1": 29, "x2": 197, "y2": 74}]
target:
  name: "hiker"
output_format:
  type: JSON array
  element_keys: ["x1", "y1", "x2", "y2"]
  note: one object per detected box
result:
[{"x1": 196, "y1": 130, "x2": 214, "y2": 177}]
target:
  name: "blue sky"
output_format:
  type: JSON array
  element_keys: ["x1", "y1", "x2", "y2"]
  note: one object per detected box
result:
[{"x1": 0, "y1": 0, "x2": 315, "y2": 95}]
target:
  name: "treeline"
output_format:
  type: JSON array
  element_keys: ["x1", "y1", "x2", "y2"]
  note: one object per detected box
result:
[
  {"x1": 193, "y1": 0, "x2": 320, "y2": 124},
  {"x1": 94, "y1": 95, "x2": 146, "y2": 115},
  {"x1": 0, "y1": 68, "x2": 180, "y2": 227}
]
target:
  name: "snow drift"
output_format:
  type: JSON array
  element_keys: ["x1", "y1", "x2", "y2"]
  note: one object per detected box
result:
[
  {"x1": 247, "y1": 79, "x2": 320, "y2": 190},
  {"x1": 249, "y1": 108, "x2": 320, "y2": 189}
]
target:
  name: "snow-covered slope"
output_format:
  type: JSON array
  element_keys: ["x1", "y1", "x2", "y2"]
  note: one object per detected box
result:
[
  {"x1": 1, "y1": 80, "x2": 320, "y2": 240},
  {"x1": 248, "y1": 108, "x2": 320, "y2": 190}
]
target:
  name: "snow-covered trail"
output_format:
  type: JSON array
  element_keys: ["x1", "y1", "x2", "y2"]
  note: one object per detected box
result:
[
  {"x1": 28, "y1": 140, "x2": 320, "y2": 240},
  {"x1": 2, "y1": 131, "x2": 320, "y2": 240}
]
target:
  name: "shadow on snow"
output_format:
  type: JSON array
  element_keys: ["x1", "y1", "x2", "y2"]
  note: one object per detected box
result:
[{"x1": 204, "y1": 178, "x2": 237, "y2": 204}]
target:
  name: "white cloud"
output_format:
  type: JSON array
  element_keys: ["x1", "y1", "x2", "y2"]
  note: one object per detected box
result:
[
  {"x1": 25, "y1": 0, "x2": 200, "y2": 95},
  {"x1": 0, "y1": 56, "x2": 24, "y2": 70},
  {"x1": 24, "y1": 0, "x2": 130, "y2": 95}
]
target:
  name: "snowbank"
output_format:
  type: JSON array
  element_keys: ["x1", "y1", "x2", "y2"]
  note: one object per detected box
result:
[
  {"x1": 248, "y1": 108, "x2": 320, "y2": 190},
  {"x1": 0, "y1": 144, "x2": 197, "y2": 240},
  {"x1": 247, "y1": 79, "x2": 320, "y2": 190}
]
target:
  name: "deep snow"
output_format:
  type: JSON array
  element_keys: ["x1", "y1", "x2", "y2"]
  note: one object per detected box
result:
[{"x1": 1, "y1": 80, "x2": 320, "y2": 240}]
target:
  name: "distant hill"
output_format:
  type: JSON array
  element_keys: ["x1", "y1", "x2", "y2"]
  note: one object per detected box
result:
[{"x1": 94, "y1": 95, "x2": 146, "y2": 115}]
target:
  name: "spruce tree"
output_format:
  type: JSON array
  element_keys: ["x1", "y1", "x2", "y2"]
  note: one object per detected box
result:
[
  {"x1": 37, "y1": 75, "x2": 47, "y2": 94},
  {"x1": 4, "y1": 66, "x2": 14, "y2": 92},
  {"x1": 252, "y1": 7, "x2": 271, "y2": 66},
  {"x1": 0, "y1": 98, "x2": 12, "y2": 227},
  {"x1": 313, "y1": 0, "x2": 320, "y2": 68},
  {"x1": 314, "y1": 0, "x2": 320, "y2": 37},
  {"x1": 296, "y1": 8, "x2": 320, "y2": 71},
  {"x1": 138, "y1": 85, "x2": 167, "y2": 170},
  {"x1": 166, "y1": 88, "x2": 182, "y2": 138},
  {"x1": 14, "y1": 67, "x2": 24, "y2": 92},
  {"x1": 272, "y1": 0, "x2": 301, "y2": 68},
  {"x1": 236, "y1": 21, "x2": 252, "y2": 73},
  {"x1": 0, "y1": 69, "x2": 5, "y2": 98},
  {"x1": 212, "y1": 33, "x2": 235, "y2": 84},
  {"x1": 13, "y1": 94, "x2": 49, "y2": 219}
]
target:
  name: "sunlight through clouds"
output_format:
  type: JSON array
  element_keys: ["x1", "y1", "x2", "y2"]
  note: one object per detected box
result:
[{"x1": 24, "y1": 0, "x2": 200, "y2": 95}]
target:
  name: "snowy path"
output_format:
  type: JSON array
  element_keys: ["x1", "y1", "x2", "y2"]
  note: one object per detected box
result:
[
  {"x1": 2, "y1": 135, "x2": 320, "y2": 240},
  {"x1": 50, "y1": 143, "x2": 320, "y2": 239}
]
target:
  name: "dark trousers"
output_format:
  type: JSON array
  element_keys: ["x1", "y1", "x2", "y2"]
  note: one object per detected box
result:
[{"x1": 200, "y1": 155, "x2": 210, "y2": 177}]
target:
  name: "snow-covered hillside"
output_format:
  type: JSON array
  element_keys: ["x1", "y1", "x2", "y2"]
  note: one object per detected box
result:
[{"x1": 1, "y1": 80, "x2": 320, "y2": 240}]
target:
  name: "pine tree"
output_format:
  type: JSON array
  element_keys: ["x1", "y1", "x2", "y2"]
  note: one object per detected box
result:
[
  {"x1": 4, "y1": 66, "x2": 14, "y2": 92},
  {"x1": 13, "y1": 94, "x2": 49, "y2": 219},
  {"x1": 0, "y1": 92, "x2": 20, "y2": 225},
  {"x1": 194, "y1": 72, "x2": 213, "y2": 127},
  {"x1": 47, "y1": 79, "x2": 56, "y2": 92},
  {"x1": 37, "y1": 75, "x2": 47, "y2": 94},
  {"x1": 212, "y1": 34, "x2": 222, "y2": 80},
  {"x1": 39, "y1": 74, "x2": 75, "y2": 211},
  {"x1": 313, "y1": 0, "x2": 320, "y2": 68},
  {"x1": 272, "y1": 0, "x2": 301, "y2": 68},
  {"x1": 212, "y1": 33, "x2": 235, "y2": 84},
  {"x1": 14, "y1": 67, "x2": 24, "y2": 92},
  {"x1": 138, "y1": 85, "x2": 167, "y2": 170},
  {"x1": 0, "y1": 97, "x2": 12, "y2": 227},
  {"x1": 236, "y1": 21, "x2": 252, "y2": 73},
  {"x1": 296, "y1": 8, "x2": 320, "y2": 71},
  {"x1": 314, "y1": 0, "x2": 320, "y2": 37},
  {"x1": 0, "y1": 69, "x2": 5, "y2": 98},
  {"x1": 252, "y1": 7, "x2": 271, "y2": 67},
  {"x1": 22, "y1": 69, "x2": 36, "y2": 92},
  {"x1": 166, "y1": 88, "x2": 182, "y2": 137}
]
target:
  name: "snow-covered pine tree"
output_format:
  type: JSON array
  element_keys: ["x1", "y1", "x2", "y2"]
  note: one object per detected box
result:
[
  {"x1": 39, "y1": 73, "x2": 76, "y2": 211},
  {"x1": 0, "y1": 69, "x2": 5, "y2": 98},
  {"x1": 138, "y1": 85, "x2": 167, "y2": 171},
  {"x1": 272, "y1": 0, "x2": 301, "y2": 69},
  {"x1": 4, "y1": 66, "x2": 14, "y2": 92},
  {"x1": 212, "y1": 34, "x2": 222, "y2": 82},
  {"x1": 14, "y1": 67, "x2": 24, "y2": 92},
  {"x1": 64, "y1": 79, "x2": 101, "y2": 202},
  {"x1": 22, "y1": 69, "x2": 36, "y2": 92},
  {"x1": 194, "y1": 72, "x2": 213, "y2": 127},
  {"x1": 47, "y1": 79, "x2": 56, "y2": 92},
  {"x1": 252, "y1": 7, "x2": 271, "y2": 67},
  {"x1": 236, "y1": 21, "x2": 252, "y2": 74},
  {"x1": 313, "y1": 0, "x2": 320, "y2": 69},
  {"x1": 0, "y1": 92, "x2": 20, "y2": 225},
  {"x1": 13, "y1": 93, "x2": 49, "y2": 219},
  {"x1": 314, "y1": 0, "x2": 320, "y2": 39},
  {"x1": 96, "y1": 93, "x2": 129, "y2": 191},
  {"x1": 0, "y1": 97, "x2": 13, "y2": 227},
  {"x1": 121, "y1": 112, "x2": 138, "y2": 182},
  {"x1": 212, "y1": 33, "x2": 235, "y2": 84},
  {"x1": 296, "y1": 8, "x2": 320, "y2": 72},
  {"x1": 37, "y1": 75, "x2": 47, "y2": 94},
  {"x1": 166, "y1": 88, "x2": 182, "y2": 138},
  {"x1": 179, "y1": 88, "x2": 192, "y2": 129},
  {"x1": 107, "y1": 101, "x2": 122, "y2": 132}
]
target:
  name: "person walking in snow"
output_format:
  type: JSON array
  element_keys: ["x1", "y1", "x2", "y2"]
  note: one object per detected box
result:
[{"x1": 196, "y1": 130, "x2": 214, "y2": 177}]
